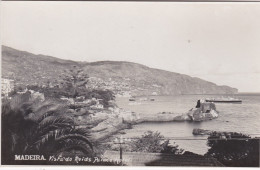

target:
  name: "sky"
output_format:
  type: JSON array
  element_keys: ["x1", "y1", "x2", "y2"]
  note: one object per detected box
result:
[{"x1": 1, "y1": 2, "x2": 260, "y2": 92}]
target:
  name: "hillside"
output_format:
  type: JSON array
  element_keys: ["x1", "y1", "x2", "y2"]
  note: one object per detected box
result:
[{"x1": 1, "y1": 46, "x2": 238, "y2": 95}]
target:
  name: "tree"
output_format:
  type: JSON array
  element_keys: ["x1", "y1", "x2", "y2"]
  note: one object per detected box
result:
[
  {"x1": 206, "y1": 132, "x2": 259, "y2": 167},
  {"x1": 118, "y1": 131, "x2": 183, "y2": 154},
  {"x1": 58, "y1": 66, "x2": 90, "y2": 110},
  {"x1": 1, "y1": 93, "x2": 93, "y2": 165},
  {"x1": 59, "y1": 65, "x2": 89, "y2": 99},
  {"x1": 85, "y1": 89, "x2": 115, "y2": 108},
  {"x1": 130, "y1": 131, "x2": 164, "y2": 153}
]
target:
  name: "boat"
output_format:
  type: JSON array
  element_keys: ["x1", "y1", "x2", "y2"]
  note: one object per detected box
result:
[
  {"x1": 205, "y1": 97, "x2": 242, "y2": 103},
  {"x1": 129, "y1": 98, "x2": 136, "y2": 101}
]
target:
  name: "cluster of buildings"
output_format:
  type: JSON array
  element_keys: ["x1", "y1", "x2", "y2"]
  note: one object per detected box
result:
[
  {"x1": 88, "y1": 77, "x2": 132, "y2": 96},
  {"x1": 88, "y1": 77, "x2": 160, "y2": 97}
]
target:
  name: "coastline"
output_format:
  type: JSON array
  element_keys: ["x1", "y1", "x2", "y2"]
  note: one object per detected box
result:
[
  {"x1": 90, "y1": 110, "x2": 188, "y2": 140},
  {"x1": 85, "y1": 97, "x2": 219, "y2": 141}
]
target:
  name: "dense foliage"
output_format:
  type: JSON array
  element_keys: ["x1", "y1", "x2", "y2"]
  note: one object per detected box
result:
[
  {"x1": 131, "y1": 131, "x2": 183, "y2": 154},
  {"x1": 130, "y1": 131, "x2": 165, "y2": 153},
  {"x1": 85, "y1": 89, "x2": 115, "y2": 107},
  {"x1": 59, "y1": 66, "x2": 89, "y2": 99},
  {"x1": 2, "y1": 66, "x2": 119, "y2": 165},
  {"x1": 206, "y1": 132, "x2": 259, "y2": 167},
  {"x1": 1, "y1": 93, "x2": 93, "y2": 165},
  {"x1": 111, "y1": 131, "x2": 183, "y2": 154}
]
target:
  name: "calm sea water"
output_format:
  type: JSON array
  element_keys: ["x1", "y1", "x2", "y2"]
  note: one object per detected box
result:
[{"x1": 115, "y1": 94, "x2": 260, "y2": 155}]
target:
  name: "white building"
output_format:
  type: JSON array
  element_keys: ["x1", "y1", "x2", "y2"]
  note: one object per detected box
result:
[
  {"x1": 90, "y1": 104, "x2": 104, "y2": 109},
  {"x1": 1, "y1": 78, "x2": 14, "y2": 96},
  {"x1": 152, "y1": 92, "x2": 158, "y2": 95}
]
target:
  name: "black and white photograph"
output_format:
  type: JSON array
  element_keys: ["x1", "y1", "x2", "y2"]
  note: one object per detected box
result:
[{"x1": 1, "y1": 1, "x2": 260, "y2": 167}]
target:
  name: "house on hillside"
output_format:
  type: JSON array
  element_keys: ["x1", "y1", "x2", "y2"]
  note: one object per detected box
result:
[
  {"x1": 1, "y1": 78, "x2": 14, "y2": 96},
  {"x1": 90, "y1": 104, "x2": 104, "y2": 109}
]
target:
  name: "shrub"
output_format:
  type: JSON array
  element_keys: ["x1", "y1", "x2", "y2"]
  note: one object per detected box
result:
[
  {"x1": 130, "y1": 131, "x2": 165, "y2": 153},
  {"x1": 85, "y1": 89, "x2": 115, "y2": 108},
  {"x1": 111, "y1": 131, "x2": 183, "y2": 154},
  {"x1": 206, "y1": 132, "x2": 259, "y2": 167}
]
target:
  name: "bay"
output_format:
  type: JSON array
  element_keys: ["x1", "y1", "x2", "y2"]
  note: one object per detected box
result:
[{"x1": 114, "y1": 94, "x2": 260, "y2": 155}]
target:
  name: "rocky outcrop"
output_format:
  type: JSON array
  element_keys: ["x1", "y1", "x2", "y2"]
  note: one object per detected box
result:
[
  {"x1": 187, "y1": 101, "x2": 218, "y2": 121},
  {"x1": 90, "y1": 116, "x2": 131, "y2": 140}
]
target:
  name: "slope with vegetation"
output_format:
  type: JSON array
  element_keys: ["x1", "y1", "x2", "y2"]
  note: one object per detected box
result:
[{"x1": 2, "y1": 45, "x2": 238, "y2": 96}]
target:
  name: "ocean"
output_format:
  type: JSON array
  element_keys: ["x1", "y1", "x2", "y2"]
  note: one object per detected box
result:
[{"x1": 114, "y1": 93, "x2": 260, "y2": 155}]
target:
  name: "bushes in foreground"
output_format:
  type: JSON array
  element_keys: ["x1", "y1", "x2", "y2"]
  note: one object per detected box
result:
[
  {"x1": 110, "y1": 131, "x2": 183, "y2": 154},
  {"x1": 206, "y1": 132, "x2": 259, "y2": 167}
]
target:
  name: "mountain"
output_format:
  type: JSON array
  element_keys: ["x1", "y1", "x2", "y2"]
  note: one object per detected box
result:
[{"x1": 1, "y1": 46, "x2": 238, "y2": 95}]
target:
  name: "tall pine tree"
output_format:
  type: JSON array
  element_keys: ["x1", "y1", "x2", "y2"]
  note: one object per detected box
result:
[{"x1": 60, "y1": 65, "x2": 89, "y2": 100}]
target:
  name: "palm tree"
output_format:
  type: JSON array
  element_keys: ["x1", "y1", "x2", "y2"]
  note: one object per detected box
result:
[{"x1": 1, "y1": 93, "x2": 93, "y2": 164}]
